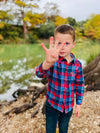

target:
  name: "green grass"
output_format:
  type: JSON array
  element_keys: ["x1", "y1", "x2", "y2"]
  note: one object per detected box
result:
[
  {"x1": 0, "y1": 39, "x2": 100, "y2": 68},
  {"x1": 0, "y1": 43, "x2": 46, "y2": 71},
  {"x1": 72, "y1": 39, "x2": 100, "y2": 64},
  {"x1": 0, "y1": 43, "x2": 45, "y2": 61}
]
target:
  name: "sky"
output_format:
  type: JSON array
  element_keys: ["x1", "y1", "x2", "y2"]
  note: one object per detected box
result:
[
  {"x1": 40, "y1": 0, "x2": 100, "y2": 21},
  {"x1": 0, "y1": 0, "x2": 100, "y2": 22}
]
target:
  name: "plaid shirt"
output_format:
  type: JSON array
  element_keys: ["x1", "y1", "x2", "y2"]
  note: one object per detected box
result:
[{"x1": 35, "y1": 53, "x2": 85, "y2": 113}]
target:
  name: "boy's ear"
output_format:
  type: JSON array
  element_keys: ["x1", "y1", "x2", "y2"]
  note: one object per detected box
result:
[{"x1": 72, "y1": 41, "x2": 76, "y2": 48}]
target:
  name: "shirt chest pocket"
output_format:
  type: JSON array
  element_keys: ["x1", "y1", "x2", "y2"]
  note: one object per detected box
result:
[{"x1": 66, "y1": 70, "x2": 76, "y2": 83}]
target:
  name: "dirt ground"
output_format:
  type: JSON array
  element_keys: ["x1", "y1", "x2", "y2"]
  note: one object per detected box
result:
[{"x1": 0, "y1": 90, "x2": 100, "y2": 133}]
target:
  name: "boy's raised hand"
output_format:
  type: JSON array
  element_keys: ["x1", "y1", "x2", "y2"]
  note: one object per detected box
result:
[{"x1": 41, "y1": 36, "x2": 64, "y2": 68}]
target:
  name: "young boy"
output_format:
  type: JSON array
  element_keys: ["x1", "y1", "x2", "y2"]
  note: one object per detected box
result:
[{"x1": 35, "y1": 24, "x2": 85, "y2": 133}]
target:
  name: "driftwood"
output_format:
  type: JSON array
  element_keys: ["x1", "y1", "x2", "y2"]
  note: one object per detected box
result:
[
  {"x1": 3, "y1": 84, "x2": 48, "y2": 116},
  {"x1": 12, "y1": 84, "x2": 47, "y2": 101},
  {"x1": 31, "y1": 105, "x2": 40, "y2": 118},
  {"x1": 83, "y1": 54, "x2": 100, "y2": 91},
  {"x1": 4, "y1": 102, "x2": 36, "y2": 115},
  {"x1": 0, "y1": 99, "x2": 17, "y2": 107}
]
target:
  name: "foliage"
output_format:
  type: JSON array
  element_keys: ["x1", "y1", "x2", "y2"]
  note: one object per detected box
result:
[
  {"x1": 44, "y1": 2, "x2": 59, "y2": 21},
  {"x1": 84, "y1": 14, "x2": 100, "y2": 40},
  {"x1": 75, "y1": 27, "x2": 83, "y2": 39},
  {"x1": 28, "y1": 33, "x2": 38, "y2": 44},
  {"x1": 0, "y1": 22, "x2": 5, "y2": 29},
  {"x1": 26, "y1": 12, "x2": 46, "y2": 27},
  {"x1": 67, "y1": 17, "x2": 76, "y2": 27},
  {"x1": 0, "y1": 1, "x2": 100, "y2": 43},
  {"x1": 0, "y1": 23, "x2": 23, "y2": 39},
  {"x1": 37, "y1": 21, "x2": 56, "y2": 39},
  {"x1": 0, "y1": 34, "x2": 3, "y2": 40},
  {"x1": 14, "y1": 0, "x2": 40, "y2": 39},
  {"x1": 16, "y1": 0, "x2": 27, "y2": 7},
  {"x1": 0, "y1": 10, "x2": 13, "y2": 22},
  {"x1": 55, "y1": 15, "x2": 67, "y2": 26}
]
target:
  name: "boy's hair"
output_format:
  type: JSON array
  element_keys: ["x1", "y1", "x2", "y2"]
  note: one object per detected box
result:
[{"x1": 54, "y1": 24, "x2": 75, "y2": 41}]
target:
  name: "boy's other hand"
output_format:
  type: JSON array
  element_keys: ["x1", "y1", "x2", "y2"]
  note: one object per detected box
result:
[
  {"x1": 76, "y1": 105, "x2": 81, "y2": 117},
  {"x1": 41, "y1": 36, "x2": 65, "y2": 65}
]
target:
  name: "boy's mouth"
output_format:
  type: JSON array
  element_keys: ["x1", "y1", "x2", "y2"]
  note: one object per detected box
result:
[{"x1": 60, "y1": 52, "x2": 65, "y2": 54}]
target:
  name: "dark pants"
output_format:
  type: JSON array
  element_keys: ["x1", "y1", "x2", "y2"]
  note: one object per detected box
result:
[{"x1": 45, "y1": 100, "x2": 73, "y2": 133}]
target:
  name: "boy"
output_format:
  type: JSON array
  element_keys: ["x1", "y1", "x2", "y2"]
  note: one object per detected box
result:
[{"x1": 35, "y1": 24, "x2": 85, "y2": 133}]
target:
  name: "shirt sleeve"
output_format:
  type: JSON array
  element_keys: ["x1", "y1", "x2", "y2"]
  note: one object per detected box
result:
[
  {"x1": 35, "y1": 63, "x2": 49, "y2": 78},
  {"x1": 75, "y1": 63, "x2": 85, "y2": 105}
]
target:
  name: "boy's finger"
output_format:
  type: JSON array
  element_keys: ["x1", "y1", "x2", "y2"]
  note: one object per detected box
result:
[
  {"x1": 55, "y1": 36, "x2": 59, "y2": 48},
  {"x1": 41, "y1": 43, "x2": 47, "y2": 52},
  {"x1": 49, "y1": 36, "x2": 54, "y2": 49}
]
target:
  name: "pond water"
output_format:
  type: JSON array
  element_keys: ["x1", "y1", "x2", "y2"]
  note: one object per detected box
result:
[{"x1": 0, "y1": 58, "x2": 86, "y2": 102}]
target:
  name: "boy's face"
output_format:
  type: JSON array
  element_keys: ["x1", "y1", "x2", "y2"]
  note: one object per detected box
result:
[{"x1": 55, "y1": 32, "x2": 76, "y2": 59}]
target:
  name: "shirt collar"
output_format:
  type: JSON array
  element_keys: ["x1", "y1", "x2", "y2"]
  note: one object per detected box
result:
[{"x1": 58, "y1": 53, "x2": 76, "y2": 64}]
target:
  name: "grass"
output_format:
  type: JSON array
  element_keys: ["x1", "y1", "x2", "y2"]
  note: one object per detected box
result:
[
  {"x1": 0, "y1": 43, "x2": 46, "y2": 71},
  {"x1": 0, "y1": 43, "x2": 45, "y2": 61},
  {"x1": 0, "y1": 39, "x2": 99, "y2": 65},
  {"x1": 72, "y1": 39, "x2": 100, "y2": 63}
]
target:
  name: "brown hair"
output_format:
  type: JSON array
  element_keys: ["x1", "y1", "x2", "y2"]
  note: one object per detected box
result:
[{"x1": 54, "y1": 24, "x2": 75, "y2": 41}]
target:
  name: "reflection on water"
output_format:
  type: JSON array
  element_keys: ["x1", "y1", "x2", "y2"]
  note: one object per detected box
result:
[{"x1": 0, "y1": 58, "x2": 41, "y2": 102}]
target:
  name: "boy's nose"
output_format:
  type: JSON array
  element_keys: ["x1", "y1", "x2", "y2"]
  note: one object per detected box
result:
[{"x1": 62, "y1": 43, "x2": 66, "y2": 48}]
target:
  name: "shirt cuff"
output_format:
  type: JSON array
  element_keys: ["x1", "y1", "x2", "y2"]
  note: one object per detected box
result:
[
  {"x1": 76, "y1": 99, "x2": 82, "y2": 105},
  {"x1": 39, "y1": 63, "x2": 48, "y2": 73}
]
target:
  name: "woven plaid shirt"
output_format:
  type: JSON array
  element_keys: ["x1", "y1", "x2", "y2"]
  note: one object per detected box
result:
[{"x1": 35, "y1": 53, "x2": 85, "y2": 113}]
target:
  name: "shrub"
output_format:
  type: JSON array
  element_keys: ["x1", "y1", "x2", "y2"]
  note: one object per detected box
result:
[
  {"x1": 28, "y1": 33, "x2": 38, "y2": 44},
  {"x1": 38, "y1": 22, "x2": 56, "y2": 39}
]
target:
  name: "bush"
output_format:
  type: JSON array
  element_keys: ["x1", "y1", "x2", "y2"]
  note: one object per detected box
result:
[
  {"x1": 38, "y1": 22, "x2": 56, "y2": 39},
  {"x1": 28, "y1": 33, "x2": 38, "y2": 44}
]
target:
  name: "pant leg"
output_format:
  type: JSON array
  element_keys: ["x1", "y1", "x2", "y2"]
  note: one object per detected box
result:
[
  {"x1": 58, "y1": 109, "x2": 73, "y2": 133},
  {"x1": 45, "y1": 100, "x2": 58, "y2": 133}
]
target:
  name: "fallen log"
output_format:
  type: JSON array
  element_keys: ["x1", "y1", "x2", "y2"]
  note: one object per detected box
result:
[
  {"x1": 0, "y1": 99, "x2": 17, "y2": 107},
  {"x1": 4, "y1": 102, "x2": 37, "y2": 115},
  {"x1": 3, "y1": 84, "x2": 48, "y2": 117},
  {"x1": 31, "y1": 105, "x2": 40, "y2": 118},
  {"x1": 32, "y1": 84, "x2": 47, "y2": 101},
  {"x1": 83, "y1": 54, "x2": 100, "y2": 91}
]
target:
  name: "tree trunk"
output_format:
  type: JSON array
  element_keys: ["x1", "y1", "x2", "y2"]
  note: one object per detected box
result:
[
  {"x1": 83, "y1": 54, "x2": 100, "y2": 91},
  {"x1": 21, "y1": 10, "x2": 28, "y2": 40}
]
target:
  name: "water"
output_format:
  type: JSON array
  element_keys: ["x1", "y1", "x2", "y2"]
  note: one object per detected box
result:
[{"x1": 0, "y1": 58, "x2": 41, "y2": 102}]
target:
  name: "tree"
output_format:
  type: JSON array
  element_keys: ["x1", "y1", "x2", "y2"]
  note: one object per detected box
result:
[
  {"x1": 55, "y1": 15, "x2": 67, "y2": 26},
  {"x1": 25, "y1": 12, "x2": 46, "y2": 28},
  {"x1": 84, "y1": 14, "x2": 100, "y2": 40},
  {"x1": 14, "y1": 0, "x2": 40, "y2": 39},
  {"x1": 0, "y1": 10, "x2": 13, "y2": 23},
  {"x1": 37, "y1": 21, "x2": 56, "y2": 39},
  {"x1": 0, "y1": 10, "x2": 13, "y2": 41},
  {"x1": 67, "y1": 17, "x2": 76, "y2": 27},
  {"x1": 44, "y1": 2, "x2": 59, "y2": 22},
  {"x1": 0, "y1": 0, "x2": 42, "y2": 40}
]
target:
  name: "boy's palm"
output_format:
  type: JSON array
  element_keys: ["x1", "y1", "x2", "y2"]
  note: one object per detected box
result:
[{"x1": 41, "y1": 37, "x2": 64, "y2": 65}]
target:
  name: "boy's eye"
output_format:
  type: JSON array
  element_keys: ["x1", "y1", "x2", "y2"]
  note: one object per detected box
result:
[
  {"x1": 66, "y1": 42, "x2": 69, "y2": 45},
  {"x1": 58, "y1": 42, "x2": 61, "y2": 45}
]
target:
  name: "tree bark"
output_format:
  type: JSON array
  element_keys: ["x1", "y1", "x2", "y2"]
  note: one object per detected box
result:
[{"x1": 83, "y1": 54, "x2": 100, "y2": 91}]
